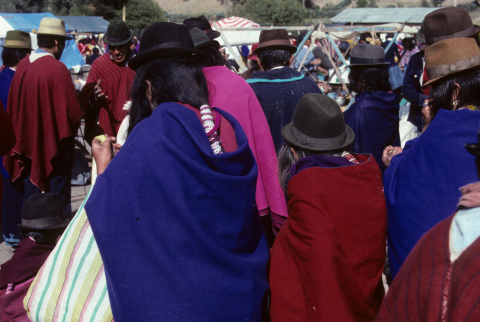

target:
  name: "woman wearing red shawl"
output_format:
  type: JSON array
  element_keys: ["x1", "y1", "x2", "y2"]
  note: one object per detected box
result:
[
  {"x1": 189, "y1": 27, "x2": 287, "y2": 245},
  {"x1": 270, "y1": 93, "x2": 387, "y2": 321}
]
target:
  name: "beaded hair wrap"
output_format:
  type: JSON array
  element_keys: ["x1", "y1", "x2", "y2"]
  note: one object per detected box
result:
[{"x1": 200, "y1": 104, "x2": 224, "y2": 154}]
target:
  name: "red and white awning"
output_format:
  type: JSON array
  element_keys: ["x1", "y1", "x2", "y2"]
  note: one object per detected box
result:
[{"x1": 214, "y1": 16, "x2": 259, "y2": 29}]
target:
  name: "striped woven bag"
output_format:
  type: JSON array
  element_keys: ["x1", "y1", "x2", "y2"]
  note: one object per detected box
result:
[{"x1": 24, "y1": 140, "x2": 112, "y2": 322}]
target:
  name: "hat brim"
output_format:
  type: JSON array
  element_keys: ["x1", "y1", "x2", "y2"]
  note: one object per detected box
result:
[
  {"x1": 195, "y1": 40, "x2": 220, "y2": 50},
  {"x1": 349, "y1": 62, "x2": 390, "y2": 68},
  {"x1": 420, "y1": 44, "x2": 428, "y2": 51},
  {"x1": 35, "y1": 32, "x2": 73, "y2": 40},
  {"x1": 18, "y1": 218, "x2": 70, "y2": 231},
  {"x1": 128, "y1": 47, "x2": 205, "y2": 71},
  {"x1": 1, "y1": 45, "x2": 33, "y2": 50},
  {"x1": 423, "y1": 62, "x2": 480, "y2": 87},
  {"x1": 281, "y1": 122, "x2": 355, "y2": 152},
  {"x1": 206, "y1": 30, "x2": 221, "y2": 40},
  {"x1": 254, "y1": 44, "x2": 297, "y2": 56},
  {"x1": 104, "y1": 33, "x2": 133, "y2": 47}
]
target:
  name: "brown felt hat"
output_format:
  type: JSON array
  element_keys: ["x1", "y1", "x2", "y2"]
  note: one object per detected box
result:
[
  {"x1": 254, "y1": 29, "x2": 297, "y2": 55},
  {"x1": 281, "y1": 93, "x2": 355, "y2": 152},
  {"x1": 35, "y1": 17, "x2": 72, "y2": 40},
  {"x1": 423, "y1": 7, "x2": 480, "y2": 47},
  {"x1": 2, "y1": 30, "x2": 32, "y2": 50},
  {"x1": 424, "y1": 37, "x2": 480, "y2": 87},
  {"x1": 349, "y1": 44, "x2": 390, "y2": 68}
]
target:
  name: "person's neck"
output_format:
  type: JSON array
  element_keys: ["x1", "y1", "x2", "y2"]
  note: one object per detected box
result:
[{"x1": 39, "y1": 47, "x2": 55, "y2": 55}]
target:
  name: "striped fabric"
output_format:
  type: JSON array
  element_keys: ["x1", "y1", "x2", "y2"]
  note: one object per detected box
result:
[
  {"x1": 214, "y1": 16, "x2": 259, "y2": 28},
  {"x1": 24, "y1": 182, "x2": 112, "y2": 322}
]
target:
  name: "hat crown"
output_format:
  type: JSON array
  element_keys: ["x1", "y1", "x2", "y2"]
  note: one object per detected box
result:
[
  {"x1": 424, "y1": 7, "x2": 476, "y2": 44},
  {"x1": 138, "y1": 22, "x2": 195, "y2": 54},
  {"x1": 20, "y1": 193, "x2": 66, "y2": 230},
  {"x1": 254, "y1": 29, "x2": 296, "y2": 55},
  {"x1": 183, "y1": 15, "x2": 212, "y2": 31},
  {"x1": 3, "y1": 30, "x2": 31, "y2": 49},
  {"x1": 292, "y1": 94, "x2": 346, "y2": 139},
  {"x1": 259, "y1": 29, "x2": 290, "y2": 45},
  {"x1": 425, "y1": 37, "x2": 480, "y2": 70},
  {"x1": 37, "y1": 17, "x2": 68, "y2": 38},
  {"x1": 351, "y1": 44, "x2": 385, "y2": 60},
  {"x1": 189, "y1": 27, "x2": 210, "y2": 47},
  {"x1": 104, "y1": 19, "x2": 132, "y2": 46}
]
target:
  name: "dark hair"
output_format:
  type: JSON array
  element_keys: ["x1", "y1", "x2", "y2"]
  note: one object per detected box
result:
[
  {"x1": 197, "y1": 45, "x2": 227, "y2": 67},
  {"x1": 348, "y1": 65, "x2": 391, "y2": 93},
  {"x1": 277, "y1": 143, "x2": 346, "y2": 193},
  {"x1": 22, "y1": 229, "x2": 64, "y2": 246},
  {"x1": 1, "y1": 47, "x2": 30, "y2": 68},
  {"x1": 258, "y1": 49, "x2": 291, "y2": 70},
  {"x1": 93, "y1": 47, "x2": 99, "y2": 54},
  {"x1": 128, "y1": 57, "x2": 209, "y2": 135},
  {"x1": 429, "y1": 68, "x2": 480, "y2": 119},
  {"x1": 248, "y1": 60, "x2": 261, "y2": 73},
  {"x1": 37, "y1": 35, "x2": 65, "y2": 49}
]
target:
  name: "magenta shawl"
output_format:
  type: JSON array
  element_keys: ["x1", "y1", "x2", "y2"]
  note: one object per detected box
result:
[{"x1": 203, "y1": 66, "x2": 288, "y2": 232}]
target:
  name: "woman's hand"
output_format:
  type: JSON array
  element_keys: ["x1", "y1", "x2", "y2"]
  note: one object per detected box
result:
[
  {"x1": 382, "y1": 145, "x2": 403, "y2": 168},
  {"x1": 92, "y1": 136, "x2": 115, "y2": 175}
]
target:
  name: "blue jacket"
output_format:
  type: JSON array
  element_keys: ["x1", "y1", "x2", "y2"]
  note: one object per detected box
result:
[
  {"x1": 343, "y1": 91, "x2": 401, "y2": 174},
  {"x1": 384, "y1": 109, "x2": 480, "y2": 279},
  {"x1": 248, "y1": 67, "x2": 321, "y2": 152}
]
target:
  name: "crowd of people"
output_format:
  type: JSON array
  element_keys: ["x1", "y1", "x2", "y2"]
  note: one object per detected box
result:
[{"x1": 0, "y1": 6, "x2": 480, "y2": 321}]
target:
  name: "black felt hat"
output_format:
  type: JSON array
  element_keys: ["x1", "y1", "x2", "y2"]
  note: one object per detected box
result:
[
  {"x1": 128, "y1": 22, "x2": 205, "y2": 71},
  {"x1": 349, "y1": 44, "x2": 390, "y2": 68},
  {"x1": 281, "y1": 93, "x2": 355, "y2": 152},
  {"x1": 189, "y1": 27, "x2": 219, "y2": 49},
  {"x1": 104, "y1": 19, "x2": 133, "y2": 47},
  {"x1": 18, "y1": 193, "x2": 69, "y2": 231},
  {"x1": 183, "y1": 15, "x2": 220, "y2": 40},
  {"x1": 254, "y1": 29, "x2": 297, "y2": 55},
  {"x1": 423, "y1": 7, "x2": 480, "y2": 47}
]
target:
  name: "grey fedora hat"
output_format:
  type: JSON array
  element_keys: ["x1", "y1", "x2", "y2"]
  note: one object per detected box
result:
[
  {"x1": 282, "y1": 93, "x2": 355, "y2": 152},
  {"x1": 349, "y1": 44, "x2": 390, "y2": 68}
]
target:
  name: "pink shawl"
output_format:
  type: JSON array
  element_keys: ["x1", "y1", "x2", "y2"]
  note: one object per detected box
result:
[{"x1": 203, "y1": 66, "x2": 288, "y2": 233}]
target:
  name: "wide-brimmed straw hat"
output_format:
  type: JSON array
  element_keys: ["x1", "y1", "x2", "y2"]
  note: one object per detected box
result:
[
  {"x1": 253, "y1": 29, "x2": 297, "y2": 55},
  {"x1": 35, "y1": 17, "x2": 72, "y2": 40},
  {"x1": 18, "y1": 193, "x2": 69, "y2": 231},
  {"x1": 183, "y1": 15, "x2": 220, "y2": 40},
  {"x1": 423, "y1": 7, "x2": 480, "y2": 47},
  {"x1": 349, "y1": 44, "x2": 390, "y2": 68},
  {"x1": 103, "y1": 19, "x2": 133, "y2": 47},
  {"x1": 129, "y1": 22, "x2": 205, "y2": 71},
  {"x1": 2, "y1": 30, "x2": 32, "y2": 50},
  {"x1": 281, "y1": 93, "x2": 355, "y2": 152},
  {"x1": 189, "y1": 27, "x2": 219, "y2": 49},
  {"x1": 423, "y1": 37, "x2": 480, "y2": 87}
]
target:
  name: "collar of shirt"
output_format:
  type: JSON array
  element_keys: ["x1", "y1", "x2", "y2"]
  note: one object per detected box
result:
[{"x1": 270, "y1": 66, "x2": 288, "y2": 70}]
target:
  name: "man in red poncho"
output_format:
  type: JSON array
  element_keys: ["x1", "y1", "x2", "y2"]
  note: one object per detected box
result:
[
  {"x1": 3, "y1": 17, "x2": 83, "y2": 221},
  {"x1": 79, "y1": 19, "x2": 135, "y2": 144}
]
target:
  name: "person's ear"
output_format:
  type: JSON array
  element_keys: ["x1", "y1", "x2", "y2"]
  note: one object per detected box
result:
[
  {"x1": 257, "y1": 58, "x2": 263, "y2": 69},
  {"x1": 452, "y1": 82, "x2": 461, "y2": 110},
  {"x1": 289, "y1": 54, "x2": 294, "y2": 65},
  {"x1": 145, "y1": 80, "x2": 153, "y2": 102},
  {"x1": 290, "y1": 146, "x2": 299, "y2": 161}
]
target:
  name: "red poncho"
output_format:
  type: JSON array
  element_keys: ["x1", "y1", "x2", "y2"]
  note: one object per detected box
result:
[
  {"x1": 79, "y1": 53, "x2": 135, "y2": 138},
  {"x1": 376, "y1": 212, "x2": 480, "y2": 321},
  {"x1": 269, "y1": 154, "x2": 387, "y2": 321},
  {"x1": 3, "y1": 54, "x2": 83, "y2": 191}
]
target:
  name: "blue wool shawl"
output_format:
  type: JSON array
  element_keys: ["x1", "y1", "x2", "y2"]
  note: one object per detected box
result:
[
  {"x1": 247, "y1": 67, "x2": 321, "y2": 153},
  {"x1": 343, "y1": 91, "x2": 401, "y2": 173},
  {"x1": 86, "y1": 103, "x2": 269, "y2": 321},
  {"x1": 384, "y1": 109, "x2": 480, "y2": 279}
]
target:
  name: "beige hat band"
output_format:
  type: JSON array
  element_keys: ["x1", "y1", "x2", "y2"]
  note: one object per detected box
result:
[
  {"x1": 4, "y1": 39, "x2": 31, "y2": 48},
  {"x1": 427, "y1": 54, "x2": 480, "y2": 79}
]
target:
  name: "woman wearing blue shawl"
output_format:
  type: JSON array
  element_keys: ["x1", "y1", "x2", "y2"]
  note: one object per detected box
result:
[
  {"x1": 343, "y1": 44, "x2": 401, "y2": 174},
  {"x1": 382, "y1": 37, "x2": 480, "y2": 279},
  {"x1": 85, "y1": 22, "x2": 269, "y2": 321}
]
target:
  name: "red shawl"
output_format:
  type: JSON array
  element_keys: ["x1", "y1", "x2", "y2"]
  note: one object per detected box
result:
[
  {"x1": 79, "y1": 53, "x2": 135, "y2": 138},
  {"x1": 0, "y1": 101, "x2": 15, "y2": 157},
  {"x1": 0, "y1": 238, "x2": 54, "y2": 322},
  {"x1": 269, "y1": 154, "x2": 387, "y2": 322},
  {"x1": 376, "y1": 213, "x2": 480, "y2": 321},
  {"x1": 3, "y1": 55, "x2": 83, "y2": 191}
]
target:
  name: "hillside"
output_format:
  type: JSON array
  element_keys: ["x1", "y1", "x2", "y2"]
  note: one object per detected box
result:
[{"x1": 156, "y1": 0, "x2": 475, "y2": 15}]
